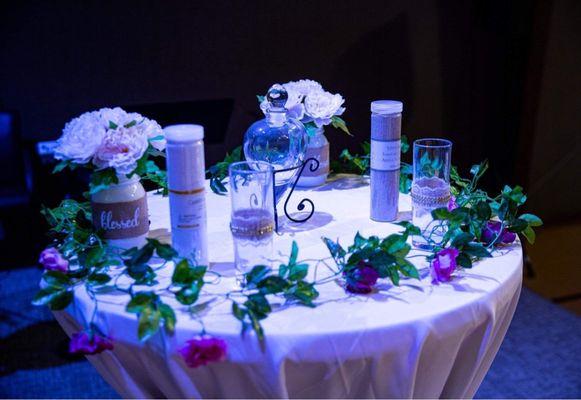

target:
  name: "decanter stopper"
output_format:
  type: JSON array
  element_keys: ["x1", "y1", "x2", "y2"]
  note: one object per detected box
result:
[{"x1": 266, "y1": 84, "x2": 288, "y2": 111}]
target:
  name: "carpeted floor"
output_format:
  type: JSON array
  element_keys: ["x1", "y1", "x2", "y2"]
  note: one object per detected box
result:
[{"x1": 0, "y1": 267, "x2": 580, "y2": 398}]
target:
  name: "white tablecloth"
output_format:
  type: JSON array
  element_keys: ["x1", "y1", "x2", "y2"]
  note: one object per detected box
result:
[{"x1": 54, "y1": 176, "x2": 522, "y2": 399}]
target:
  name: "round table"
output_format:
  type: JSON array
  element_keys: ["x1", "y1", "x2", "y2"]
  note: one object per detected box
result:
[{"x1": 54, "y1": 175, "x2": 523, "y2": 399}]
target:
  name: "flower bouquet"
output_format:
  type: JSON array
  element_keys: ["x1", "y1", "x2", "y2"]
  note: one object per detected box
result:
[
  {"x1": 52, "y1": 107, "x2": 167, "y2": 248},
  {"x1": 53, "y1": 107, "x2": 167, "y2": 193}
]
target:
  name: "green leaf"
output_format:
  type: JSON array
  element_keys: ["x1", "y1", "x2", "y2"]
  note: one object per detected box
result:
[
  {"x1": 432, "y1": 208, "x2": 452, "y2": 220},
  {"x1": 400, "y1": 135, "x2": 410, "y2": 153},
  {"x1": 124, "y1": 120, "x2": 137, "y2": 128},
  {"x1": 126, "y1": 292, "x2": 157, "y2": 313},
  {"x1": 232, "y1": 302, "x2": 246, "y2": 321},
  {"x1": 175, "y1": 281, "x2": 202, "y2": 305},
  {"x1": 381, "y1": 234, "x2": 407, "y2": 254},
  {"x1": 172, "y1": 259, "x2": 193, "y2": 286},
  {"x1": 124, "y1": 243, "x2": 155, "y2": 268},
  {"x1": 393, "y1": 243, "x2": 411, "y2": 259},
  {"x1": 138, "y1": 307, "x2": 161, "y2": 341},
  {"x1": 331, "y1": 116, "x2": 352, "y2": 136},
  {"x1": 48, "y1": 290, "x2": 73, "y2": 310},
  {"x1": 508, "y1": 218, "x2": 529, "y2": 233},
  {"x1": 42, "y1": 271, "x2": 71, "y2": 288},
  {"x1": 84, "y1": 247, "x2": 105, "y2": 268},
  {"x1": 245, "y1": 265, "x2": 271, "y2": 286},
  {"x1": 456, "y1": 252, "x2": 473, "y2": 268},
  {"x1": 289, "y1": 241, "x2": 299, "y2": 265},
  {"x1": 397, "y1": 221, "x2": 421, "y2": 237},
  {"x1": 396, "y1": 258, "x2": 420, "y2": 279},
  {"x1": 206, "y1": 146, "x2": 243, "y2": 195},
  {"x1": 257, "y1": 276, "x2": 288, "y2": 294},
  {"x1": 52, "y1": 160, "x2": 70, "y2": 174},
  {"x1": 497, "y1": 199, "x2": 509, "y2": 220},
  {"x1": 248, "y1": 311, "x2": 265, "y2": 340},
  {"x1": 159, "y1": 303, "x2": 176, "y2": 334},
  {"x1": 388, "y1": 267, "x2": 400, "y2": 286},
  {"x1": 288, "y1": 263, "x2": 309, "y2": 281},
  {"x1": 399, "y1": 164, "x2": 413, "y2": 194},
  {"x1": 451, "y1": 232, "x2": 474, "y2": 248},
  {"x1": 245, "y1": 293, "x2": 271, "y2": 319},
  {"x1": 88, "y1": 273, "x2": 111, "y2": 286},
  {"x1": 127, "y1": 264, "x2": 157, "y2": 285},
  {"x1": 89, "y1": 168, "x2": 119, "y2": 195},
  {"x1": 322, "y1": 237, "x2": 346, "y2": 262},
  {"x1": 285, "y1": 281, "x2": 319, "y2": 307},
  {"x1": 474, "y1": 201, "x2": 492, "y2": 221},
  {"x1": 210, "y1": 178, "x2": 228, "y2": 195},
  {"x1": 152, "y1": 240, "x2": 178, "y2": 261},
  {"x1": 519, "y1": 214, "x2": 543, "y2": 227},
  {"x1": 353, "y1": 232, "x2": 366, "y2": 248},
  {"x1": 463, "y1": 243, "x2": 492, "y2": 258},
  {"x1": 32, "y1": 287, "x2": 65, "y2": 306},
  {"x1": 108, "y1": 121, "x2": 118, "y2": 129},
  {"x1": 521, "y1": 226, "x2": 536, "y2": 244}
]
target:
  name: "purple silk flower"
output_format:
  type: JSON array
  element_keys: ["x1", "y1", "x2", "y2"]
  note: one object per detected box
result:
[
  {"x1": 69, "y1": 331, "x2": 114, "y2": 355},
  {"x1": 447, "y1": 195, "x2": 458, "y2": 211},
  {"x1": 481, "y1": 221, "x2": 516, "y2": 245},
  {"x1": 345, "y1": 262, "x2": 379, "y2": 294},
  {"x1": 38, "y1": 248, "x2": 69, "y2": 272},
  {"x1": 430, "y1": 248, "x2": 460, "y2": 284},
  {"x1": 179, "y1": 337, "x2": 228, "y2": 368}
]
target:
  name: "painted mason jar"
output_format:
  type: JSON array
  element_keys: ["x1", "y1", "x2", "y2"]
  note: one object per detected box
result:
[
  {"x1": 297, "y1": 127, "x2": 329, "y2": 187},
  {"x1": 91, "y1": 175, "x2": 149, "y2": 250}
]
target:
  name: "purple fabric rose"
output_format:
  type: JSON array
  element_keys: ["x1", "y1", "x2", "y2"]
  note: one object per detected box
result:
[
  {"x1": 481, "y1": 221, "x2": 516, "y2": 245},
  {"x1": 447, "y1": 195, "x2": 458, "y2": 211},
  {"x1": 179, "y1": 337, "x2": 227, "y2": 368},
  {"x1": 39, "y1": 248, "x2": 69, "y2": 272},
  {"x1": 430, "y1": 248, "x2": 460, "y2": 283},
  {"x1": 345, "y1": 262, "x2": 379, "y2": 294},
  {"x1": 69, "y1": 331, "x2": 114, "y2": 355}
]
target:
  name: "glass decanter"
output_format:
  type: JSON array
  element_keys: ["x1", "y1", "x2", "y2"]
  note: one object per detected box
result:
[{"x1": 243, "y1": 84, "x2": 308, "y2": 201}]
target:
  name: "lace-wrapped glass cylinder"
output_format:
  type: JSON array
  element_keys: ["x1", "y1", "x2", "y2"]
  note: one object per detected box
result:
[
  {"x1": 243, "y1": 84, "x2": 308, "y2": 200},
  {"x1": 411, "y1": 138, "x2": 452, "y2": 249}
]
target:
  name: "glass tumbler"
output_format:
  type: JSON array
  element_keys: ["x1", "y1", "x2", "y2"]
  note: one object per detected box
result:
[
  {"x1": 228, "y1": 161, "x2": 275, "y2": 283},
  {"x1": 411, "y1": 138, "x2": 452, "y2": 249}
]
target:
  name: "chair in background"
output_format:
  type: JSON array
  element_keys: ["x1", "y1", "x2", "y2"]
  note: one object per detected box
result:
[{"x1": 0, "y1": 110, "x2": 40, "y2": 267}]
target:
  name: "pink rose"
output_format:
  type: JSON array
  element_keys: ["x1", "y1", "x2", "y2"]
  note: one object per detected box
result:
[
  {"x1": 39, "y1": 248, "x2": 68, "y2": 272},
  {"x1": 179, "y1": 337, "x2": 227, "y2": 368},
  {"x1": 93, "y1": 126, "x2": 148, "y2": 175}
]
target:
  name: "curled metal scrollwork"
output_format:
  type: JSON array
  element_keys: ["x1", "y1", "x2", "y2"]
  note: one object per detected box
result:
[{"x1": 272, "y1": 157, "x2": 319, "y2": 232}]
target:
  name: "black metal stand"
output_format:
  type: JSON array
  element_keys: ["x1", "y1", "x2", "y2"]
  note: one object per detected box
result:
[{"x1": 272, "y1": 157, "x2": 319, "y2": 233}]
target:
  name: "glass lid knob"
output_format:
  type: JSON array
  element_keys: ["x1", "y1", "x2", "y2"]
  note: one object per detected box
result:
[{"x1": 266, "y1": 84, "x2": 288, "y2": 111}]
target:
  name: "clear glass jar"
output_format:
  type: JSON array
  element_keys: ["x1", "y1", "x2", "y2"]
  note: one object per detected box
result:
[
  {"x1": 297, "y1": 127, "x2": 330, "y2": 187},
  {"x1": 411, "y1": 138, "x2": 452, "y2": 249},
  {"x1": 91, "y1": 174, "x2": 149, "y2": 250},
  {"x1": 243, "y1": 84, "x2": 308, "y2": 201}
]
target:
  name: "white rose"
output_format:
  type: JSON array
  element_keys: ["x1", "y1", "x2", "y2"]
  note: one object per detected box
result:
[
  {"x1": 286, "y1": 79, "x2": 323, "y2": 97},
  {"x1": 304, "y1": 90, "x2": 346, "y2": 127},
  {"x1": 101, "y1": 108, "x2": 166, "y2": 151},
  {"x1": 54, "y1": 111, "x2": 105, "y2": 164},
  {"x1": 93, "y1": 126, "x2": 149, "y2": 175},
  {"x1": 139, "y1": 117, "x2": 166, "y2": 151},
  {"x1": 99, "y1": 107, "x2": 129, "y2": 128}
]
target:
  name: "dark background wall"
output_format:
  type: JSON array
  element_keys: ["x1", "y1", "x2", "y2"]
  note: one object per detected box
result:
[{"x1": 0, "y1": 0, "x2": 579, "y2": 263}]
